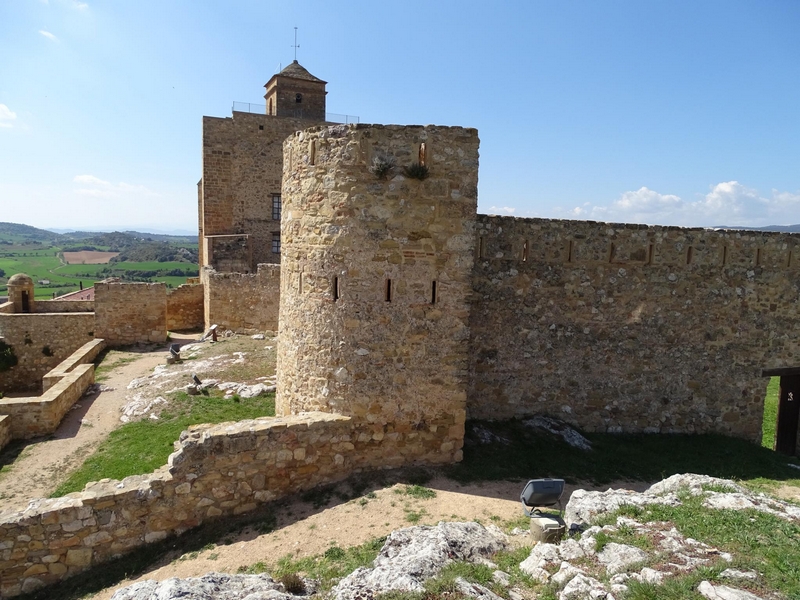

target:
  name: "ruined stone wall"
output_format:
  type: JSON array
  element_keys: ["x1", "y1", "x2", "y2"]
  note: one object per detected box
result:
[
  {"x1": 277, "y1": 124, "x2": 479, "y2": 463},
  {"x1": 166, "y1": 284, "x2": 204, "y2": 331},
  {"x1": 94, "y1": 282, "x2": 167, "y2": 347},
  {"x1": 0, "y1": 364, "x2": 94, "y2": 439},
  {"x1": 42, "y1": 339, "x2": 105, "y2": 392},
  {"x1": 201, "y1": 112, "x2": 329, "y2": 270},
  {"x1": 469, "y1": 216, "x2": 800, "y2": 441},
  {"x1": 0, "y1": 415, "x2": 11, "y2": 452},
  {"x1": 0, "y1": 412, "x2": 437, "y2": 597},
  {"x1": 0, "y1": 312, "x2": 95, "y2": 392},
  {"x1": 202, "y1": 264, "x2": 280, "y2": 333}
]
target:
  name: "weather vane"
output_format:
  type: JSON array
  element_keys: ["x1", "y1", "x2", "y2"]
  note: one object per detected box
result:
[{"x1": 292, "y1": 27, "x2": 300, "y2": 61}]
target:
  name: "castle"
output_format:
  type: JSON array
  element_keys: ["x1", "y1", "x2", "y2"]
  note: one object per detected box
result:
[{"x1": 1, "y1": 60, "x2": 800, "y2": 597}]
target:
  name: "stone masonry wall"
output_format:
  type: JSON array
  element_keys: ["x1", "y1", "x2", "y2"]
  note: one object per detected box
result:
[
  {"x1": 0, "y1": 364, "x2": 94, "y2": 440},
  {"x1": 201, "y1": 112, "x2": 329, "y2": 270},
  {"x1": 166, "y1": 284, "x2": 204, "y2": 331},
  {"x1": 42, "y1": 339, "x2": 105, "y2": 392},
  {"x1": 202, "y1": 264, "x2": 280, "y2": 333},
  {"x1": 0, "y1": 415, "x2": 11, "y2": 452},
  {"x1": 0, "y1": 411, "x2": 452, "y2": 597},
  {"x1": 469, "y1": 216, "x2": 800, "y2": 441},
  {"x1": 35, "y1": 300, "x2": 95, "y2": 314},
  {"x1": 277, "y1": 124, "x2": 479, "y2": 462},
  {"x1": 0, "y1": 312, "x2": 95, "y2": 392},
  {"x1": 94, "y1": 282, "x2": 167, "y2": 347}
]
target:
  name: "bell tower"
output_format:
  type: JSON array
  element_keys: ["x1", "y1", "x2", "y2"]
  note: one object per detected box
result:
[{"x1": 264, "y1": 61, "x2": 327, "y2": 121}]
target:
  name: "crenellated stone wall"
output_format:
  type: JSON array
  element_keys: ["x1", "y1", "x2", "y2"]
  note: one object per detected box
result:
[
  {"x1": 166, "y1": 283, "x2": 204, "y2": 331},
  {"x1": 0, "y1": 312, "x2": 95, "y2": 392},
  {"x1": 94, "y1": 282, "x2": 167, "y2": 346},
  {"x1": 469, "y1": 216, "x2": 800, "y2": 440},
  {"x1": 277, "y1": 124, "x2": 479, "y2": 462},
  {"x1": 202, "y1": 264, "x2": 280, "y2": 333}
]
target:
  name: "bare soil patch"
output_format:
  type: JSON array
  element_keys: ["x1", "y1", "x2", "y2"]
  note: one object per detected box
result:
[{"x1": 62, "y1": 251, "x2": 120, "y2": 264}]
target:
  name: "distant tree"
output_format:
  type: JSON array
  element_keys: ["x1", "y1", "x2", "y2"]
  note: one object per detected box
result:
[{"x1": 0, "y1": 268, "x2": 5, "y2": 278}]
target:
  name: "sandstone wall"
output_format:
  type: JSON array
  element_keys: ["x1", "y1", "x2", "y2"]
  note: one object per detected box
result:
[
  {"x1": 0, "y1": 415, "x2": 10, "y2": 452},
  {"x1": 202, "y1": 264, "x2": 280, "y2": 333},
  {"x1": 0, "y1": 312, "x2": 95, "y2": 392},
  {"x1": 36, "y1": 300, "x2": 95, "y2": 313},
  {"x1": 201, "y1": 112, "x2": 329, "y2": 270},
  {"x1": 469, "y1": 216, "x2": 800, "y2": 441},
  {"x1": 277, "y1": 124, "x2": 479, "y2": 462},
  {"x1": 0, "y1": 411, "x2": 450, "y2": 597},
  {"x1": 94, "y1": 282, "x2": 167, "y2": 347},
  {"x1": 42, "y1": 339, "x2": 105, "y2": 392},
  {"x1": 166, "y1": 284, "x2": 204, "y2": 331},
  {"x1": 0, "y1": 364, "x2": 94, "y2": 439}
]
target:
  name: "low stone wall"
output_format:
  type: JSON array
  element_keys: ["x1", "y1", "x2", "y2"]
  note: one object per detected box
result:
[
  {"x1": 0, "y1": 409, "x2": 461, "y2": 596},
  {"x1": 0, "y1": 415, "x2": 10, "y2": 452},
  {"x1": 0, "y1": 302, "x2": 13, "y2": 314},
  {"x1": 166, "y1": 284, "x2": 204, "y2": 331},
  {"x1": 42, "y1": 339, "x2": 105, "y2": 392},
  {"x1": 94, "y1": 282, "x2": 167, "y2": 347},
  {"x1": 0, "y1": 364, "x2": 94, "y2": 439},
  {"x1": 203, "y1": 264, "x2": 280, "y2": 333},
  {"x1": 0, "y1": 312, "x2": 96, "y2": 392},
  {"x1": 36, "y1": 300, "x2": 95, "y2": 314}
]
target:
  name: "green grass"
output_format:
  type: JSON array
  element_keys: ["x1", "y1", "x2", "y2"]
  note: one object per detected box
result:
[
  {"x1": 599, "y1": 493, "x2": 800, "y2": 599},
  {"x1": 50, "y1": 391, "x2": 275, "y2": 496},
  {"x1": 762, "y1": 376, "x2": 779, "y2": 449},
  {"x1": 238, "y1": 536, "x2": 387, "y2": 592}
]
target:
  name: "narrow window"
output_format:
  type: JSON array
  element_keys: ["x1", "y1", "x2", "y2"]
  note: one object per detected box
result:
[
  {"x1": 478, "y1": 236, "x2": 485, "y2": 259},
  {"x1": 722, "y1": 246, "x2": 728, "y2": 266},
  {"x1": 788, "y1": 248, "x2": 793, "y2": 268},
  {"x1": 686, "y1": 246, "x2": 693, "y2": 265},
  {"x1": 268, "y1": 99, "x2": 273, "y2": 115},
  {"x1": 272, "y1": 194, "x2": 282, "y2": 220},
  {"x1": 271, "y1": 232, "x2": 281, "y2": 254},
  {"x1": 259, "y1": 124, "x2": 264, "y2": 131},
  {"x1": 295, "y1": 93, "x2": 302, "y2": 104},
  {"x1": 522, "y1": 240, "x2": 529, "y2": 262},
  {"x1": 299, "y1": 273, "x2": 303, "y2": 294},
  {"x1": 756, "y1": 248, "x2": 762, "y2": 266},
  {"x1": 647, "y1": 244, "x2": 654, "y2": 265},
  {"x1": 418, "y1": 143, "x2": 427, "y2": 167},
  {"x1": 567, "y1": 240, "x2": 574, "y2": 263},
  {"x1": 309, "y1": 140, "x2": 316, "y2": 166},
  {"x1": 385, "y1": 279, "x2": 392, "y2": 302},
  {"x1": 431, "y1": 281, "x2": 437, "y2": 304},
  {"x1": 608, "y1": 243, "x2": 616, "y2": 263},
  {"x1": 333, "y1": 277, "x2": 340, "y2": 301}
]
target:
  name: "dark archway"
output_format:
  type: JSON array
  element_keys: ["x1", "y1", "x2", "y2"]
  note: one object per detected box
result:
[{"x1": 762, "y1": 367, "x2": 800, "y2": 456}]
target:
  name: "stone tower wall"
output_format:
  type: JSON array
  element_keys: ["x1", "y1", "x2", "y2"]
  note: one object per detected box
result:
[
  {"x1": 200, "y1": 112, "x2": 328, "y2": 270},
  {"x1": 266, "y1": 77, "x2": 326, "y2": 121},
  {"x1": 469, "y1": 215, "x2": 800, "y2": 440},
  {"x1": 277, "y1": 124, "x2": 479, "y2": 464}
]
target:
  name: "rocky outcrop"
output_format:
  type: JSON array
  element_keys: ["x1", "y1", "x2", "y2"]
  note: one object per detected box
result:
[{"x1": 110, "y1": 572, "x2": 296, "y2": 600}]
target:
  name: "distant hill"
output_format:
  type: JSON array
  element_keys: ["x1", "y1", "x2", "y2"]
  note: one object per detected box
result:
[
  {"x1": 0, "y1": 222, "x2": 62, "y2": 243},
  {"x1": 715, "y1": 224, "x2": 800, "y2": 233}
]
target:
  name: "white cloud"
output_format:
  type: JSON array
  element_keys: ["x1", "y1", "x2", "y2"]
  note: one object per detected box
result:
[
  {"x1": 39, "y1": 30, "x2": 58, "y2": 42},
  {"x1": 0, "y1": 104, "x2": 17, "y2": 128},
  {"x1": 559, "y1": 182, "x2": 800, "y2": 228},
  {"x1": 73, "y1": 175, "x2": 158, "y2": 199},
  {"x1": 488, "y1": 206, "x2": 516, "y2": 215},
  {"x1": 72, "y1": 1, "x2": 89, "y2": 9}
]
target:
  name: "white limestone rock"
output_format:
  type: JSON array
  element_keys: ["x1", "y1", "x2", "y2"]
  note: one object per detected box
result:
[
  {"x1": 697, "y1": 580, "x2": 765, "y2": 600},
  {"x1": 558, "y1": 573, "x2": 610, "y2": 600},
  {"x1": 453, "y1": 577, "x2": 504, "y2": 600},
  {"x1": 109, "y1": 572, "x2": 296, "y2": 600},
  {"x1": 331, "y1": 522, "x2": 507, "y2": 600},
  {"x1": 596, "y1": 542, "x2": 648, "y2": 574},
  {"x1": 565, "y1": 488, "x2": 681, "y2": 528}
]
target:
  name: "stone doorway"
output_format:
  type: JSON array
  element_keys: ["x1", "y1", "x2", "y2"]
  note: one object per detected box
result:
[{"x1": 762, "y1": 368, "x2": 800, "y2": 456}]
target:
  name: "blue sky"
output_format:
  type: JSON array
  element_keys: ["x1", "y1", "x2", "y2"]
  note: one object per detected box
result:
[{"x1": 1, "y1": 0, "x2": 799, "y2": 233}]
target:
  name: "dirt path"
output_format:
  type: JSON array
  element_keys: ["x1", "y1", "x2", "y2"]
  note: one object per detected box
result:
[
  {"x1": 89, "y1": 477, "x2": 651, "y2": 600},
  {"x1": 0, "y1": 338, "x2": 194, "y2": 511}
]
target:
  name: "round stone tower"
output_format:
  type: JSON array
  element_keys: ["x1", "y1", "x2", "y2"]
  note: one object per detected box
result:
[
  {"x1": 7, "y1": 273, "x2": 35, "y2": 313},
  {"x1": 277, "y1": 123, "x2": 479, "y2": 464}
]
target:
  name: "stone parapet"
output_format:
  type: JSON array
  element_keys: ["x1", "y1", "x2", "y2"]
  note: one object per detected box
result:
[
  {"x1": 36, "y1": 300, "x2": 95, "y2": 313},
  {"x1": 42, "y1": 339, "x2": 105, "y2": 392},
  {"x1": 94, "y1": 282, "x2": 167, "y2": 346},
  {"x1": 0, "y1": 363, "x2": 94, "y2": 439},
  {"x1": 166, "y1": 283, "x2": 204, "y2": 331},
  {"x1": 0, "y1": 410, "x2": 458, "y2": 597},
  {"x1": 202, "y1": 264, "x2": 280, "y2": 333}
]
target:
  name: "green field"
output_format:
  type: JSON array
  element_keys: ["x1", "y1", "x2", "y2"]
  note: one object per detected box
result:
[{"x1": 0, "y1": 242, "x2": 198, "y2": 298}]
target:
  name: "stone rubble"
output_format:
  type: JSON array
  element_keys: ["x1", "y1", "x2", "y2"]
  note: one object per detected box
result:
[
  {"x1": 109, "y1": 572, "x2": 297, "y2": 600},
  {"x1": 522, "y1": 416, "x2": 593, "y2": 451}
]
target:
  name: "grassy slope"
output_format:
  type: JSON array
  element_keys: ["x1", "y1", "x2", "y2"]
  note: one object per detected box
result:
[
  {"x1": 51, "y1": 391, "x2": 275, "y2": 497},
  {"x1": 762, "y1": 376, "x2": 779, "y2": 449}
]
